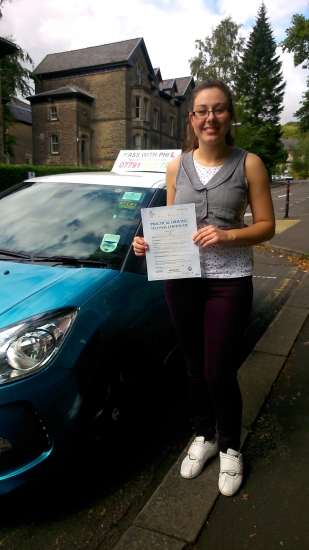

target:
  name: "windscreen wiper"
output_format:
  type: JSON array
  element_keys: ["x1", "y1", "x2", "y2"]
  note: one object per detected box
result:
[
  {"x1": 33, "y1": 255, "x2": 109, "y2": 267},
  {"x1": 0, "y1": 249, "x2": 31, "y2": 259}
]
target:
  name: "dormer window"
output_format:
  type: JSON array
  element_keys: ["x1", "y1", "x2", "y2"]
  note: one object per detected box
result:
[{"x1": 50, "y1": 106, "x2": 57, "y2": 120}]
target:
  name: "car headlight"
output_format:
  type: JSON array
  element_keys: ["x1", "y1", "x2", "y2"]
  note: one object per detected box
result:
[{"x1": 0, "y1": 308, "x2": 78, "y2": 385}]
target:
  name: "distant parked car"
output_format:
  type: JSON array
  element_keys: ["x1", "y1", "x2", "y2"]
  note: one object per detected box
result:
[
  {"x1": 282, "y1": 173, "x2": 293, "y2": 181},
  {"x1": 271, "y1": 174, "x2": 283, "y2": 182}
]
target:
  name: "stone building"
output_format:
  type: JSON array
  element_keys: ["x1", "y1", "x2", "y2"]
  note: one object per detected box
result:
[
  {"x1": 6, "y1": 98, "x2": 33, "y2": 164},
  {"x1": 28, "y1": 37, "x2": 194, "y2": 168},
  {"x1": 0, "y1": 36, "x2": 18, "y2": 163}
]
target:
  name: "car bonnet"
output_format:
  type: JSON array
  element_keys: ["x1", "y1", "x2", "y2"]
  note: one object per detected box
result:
[{"x1": 0, "y1": 261, "x2": 118, "y2": 328}]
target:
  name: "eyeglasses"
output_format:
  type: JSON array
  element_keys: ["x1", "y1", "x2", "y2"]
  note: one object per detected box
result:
[{"x1": 191, "y1": 108, "x2": 230, "y2": 119}]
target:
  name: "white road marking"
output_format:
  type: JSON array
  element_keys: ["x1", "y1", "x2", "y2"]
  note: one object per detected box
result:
[{"x1": 253, "y1": 275, "x2": 277, "y2": 279}]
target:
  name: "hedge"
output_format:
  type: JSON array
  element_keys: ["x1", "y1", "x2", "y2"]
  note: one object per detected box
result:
[{"x1": 0, "y1": 164, "x2": 110, "y2": 193}]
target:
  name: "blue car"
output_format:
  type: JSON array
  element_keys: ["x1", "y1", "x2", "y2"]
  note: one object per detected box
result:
[{"x1": 0, "y1": 154, "x2": 181, "y2": 495}]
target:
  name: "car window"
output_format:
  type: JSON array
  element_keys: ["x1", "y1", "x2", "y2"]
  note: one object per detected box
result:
[{"x1": 0, "y1": 182, "x2": 154, "y2": 270}]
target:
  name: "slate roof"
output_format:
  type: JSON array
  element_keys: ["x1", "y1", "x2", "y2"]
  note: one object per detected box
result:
[
  {"x1": 159, "y1": 76, "x2": 194, "y2": 98},
  {"x1": 34, "y1": 37, "x2": 152, "y2": 76},
  {"x1": 175, "y1": 76, "x2": 194, "y2": 97},
  {"x1": 29, "y1": 85, "x2": 94, "y2": 101},
  {"x1": 160, "y1": 79, "x2": 177, "y2": 92},
  {"x1": 7, "y1": 99, "x2": 32, "y2": 124},
  {"x1": 0, "y1": 36, "x2": 18, "y2": 59}
]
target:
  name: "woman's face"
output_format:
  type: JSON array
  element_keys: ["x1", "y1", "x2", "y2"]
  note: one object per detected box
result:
[{"x1": 189, "y1": 87, "x2": 232, "y2": 146}]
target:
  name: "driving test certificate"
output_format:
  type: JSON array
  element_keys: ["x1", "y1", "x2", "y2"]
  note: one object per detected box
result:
[{"x1": 141, "y1": 203, "x2": 201, "y2": 281}]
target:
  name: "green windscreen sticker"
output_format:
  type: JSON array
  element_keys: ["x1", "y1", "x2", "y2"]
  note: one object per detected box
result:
[{"x1": 100, "y1": 234, "x2": 120, "y2": 253}]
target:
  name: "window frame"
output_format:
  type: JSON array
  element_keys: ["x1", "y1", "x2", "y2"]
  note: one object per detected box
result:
[
  {"x1": 143, "y1": 97, "x2": 149, "y2": 121},
  {"x1": 50, "y1": 134, "x2": 59, "y2": 154},
  {"x1": 50, "y1": 106, "x2": 57, "y2": 121},
  {"x1": 133, "y1": 134, "x2": 141, "y2": 150},
  {"x1": 152, "y1": 108, "x2": 159, "y2": 131},
  {"x1": 135, "y1": 96, "x2": 141, "y2": 119},
  {"x1": 136, "y1": 64, "x2": 142, "y2": 85}
]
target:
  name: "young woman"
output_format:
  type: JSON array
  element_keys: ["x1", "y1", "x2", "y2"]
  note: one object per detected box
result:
[{"x1": 133, "y1": 79, "x2": 275, "y2": 496}]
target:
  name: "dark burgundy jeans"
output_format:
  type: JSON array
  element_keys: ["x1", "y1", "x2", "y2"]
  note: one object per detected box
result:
[{"x1": 164, "y1": 276, "x2": 253, "y2": 453}]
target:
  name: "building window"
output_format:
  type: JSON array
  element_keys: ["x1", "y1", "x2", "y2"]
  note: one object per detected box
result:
[
  {"x1": 143, "y1": 98, "x2": 149, "y2": 121},
  {"x1": 135, "y1": 96, "x2": 141, "y2": 118},
  {"x1": 153, "y1": 109, "x2": 159, "y2": 130},
  {"x1": 50, "y1": 106, "x2": 57, "y2": 120},
  {"x1": 144, "y1": 133, "x2": 149, "y2": 149},
  {"x1": 136, "y1": 64, "x2": 142, "y2": 85},
  {"x1": 51, "y1": 134, "x2": 59, "y2": 154},
  {"x1": 133, "y1": 134, "x2": 141, "y2": 150},
  {"x1": 169, "y1": 117, "x2": 174, "y2": 137},
  {"x1": 25, "y1": 155, "x2": 32, "y2": 165}
]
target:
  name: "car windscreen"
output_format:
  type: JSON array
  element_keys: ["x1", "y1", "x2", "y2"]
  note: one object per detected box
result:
[{"x1": 0, "y1": 181, "x2": 154, "y2": 270}]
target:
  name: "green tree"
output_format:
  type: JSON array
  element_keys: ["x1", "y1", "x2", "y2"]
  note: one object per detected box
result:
[
  {"x1": 290, "y1": 133, "x2": 309, "y2": 178},
  {"x1": 1, "y1": 40, "x2": 34, "y2": 100},
  {"x1": 293, "y1": 88, "x2": 309, "y2": 133},
  {"x1": 189, "y1": 17, "x2": 245, "y2": 89},
  {"x1": 281, "y1": 122, "x2": 300, "y2": 139},
  {"x1": 281, "y1": 14, "x2": 309, "y2": 69},
  {"x1": 1, "y1": 37, "x2": 34, "y2": 160},
  {"x1": 234, "y1": 3, "x2": 286, "y2": 172},
  {"x1": 281, "y1": 14, "x2": 309, "y2": 133}
]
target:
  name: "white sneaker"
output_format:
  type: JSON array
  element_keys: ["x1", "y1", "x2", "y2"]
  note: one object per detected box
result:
[
  {"x1": 181, "y1": 436, "x2": 218, "y2": 479},
  {"x1": 218, "y1": 448, "x2": 243, "y2": 496}
]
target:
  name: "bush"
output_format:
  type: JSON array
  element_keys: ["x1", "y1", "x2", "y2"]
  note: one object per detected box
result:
[{"x1": 0, "y1": 164, "x2": 110, "y2": 192}]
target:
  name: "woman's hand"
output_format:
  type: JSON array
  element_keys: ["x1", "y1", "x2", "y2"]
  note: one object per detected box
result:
[
  {"x1": 193, "y1": 225, "x2": 231, "y2": 247},
  {"x1": 133, "y1": 236, "x2": 148, "y2": 256}
]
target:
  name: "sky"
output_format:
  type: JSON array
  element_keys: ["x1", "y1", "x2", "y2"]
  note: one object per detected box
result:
[{"x1": 2, "y1": 0, "x2": 309, "y2": 124}]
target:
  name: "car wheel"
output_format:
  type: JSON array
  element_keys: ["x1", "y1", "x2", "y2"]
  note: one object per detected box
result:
[{"x1": 77, "y1": 351, "x2": 147, "y2": 453}]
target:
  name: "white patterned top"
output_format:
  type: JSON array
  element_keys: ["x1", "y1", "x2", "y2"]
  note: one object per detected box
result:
[{"x1": 193, "y1": 159, "x2": 253, "y2": 279}]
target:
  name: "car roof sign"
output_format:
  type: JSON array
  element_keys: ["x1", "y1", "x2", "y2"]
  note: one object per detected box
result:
[{"x1": 112, "y1": 150, "x2": 182, "y2": 174}]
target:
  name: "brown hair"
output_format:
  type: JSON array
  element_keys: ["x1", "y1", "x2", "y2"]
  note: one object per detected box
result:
[{"x1": 185, "y1": 79, "x2": 236, "y2": 152}]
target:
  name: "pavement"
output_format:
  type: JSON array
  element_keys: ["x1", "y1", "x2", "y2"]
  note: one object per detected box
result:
[{"x1": 113, "y1": 181, "x2": 309, "y2": 550}]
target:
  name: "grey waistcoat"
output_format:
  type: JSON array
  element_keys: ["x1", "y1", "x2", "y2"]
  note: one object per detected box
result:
[{"x1": 174, "y1": 147, "x2": 249, "y2": 230}]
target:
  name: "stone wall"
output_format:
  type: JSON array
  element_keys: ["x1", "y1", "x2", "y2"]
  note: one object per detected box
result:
[{"x1": 7, "y1": 121, "x2": 32, "y2": 164}]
